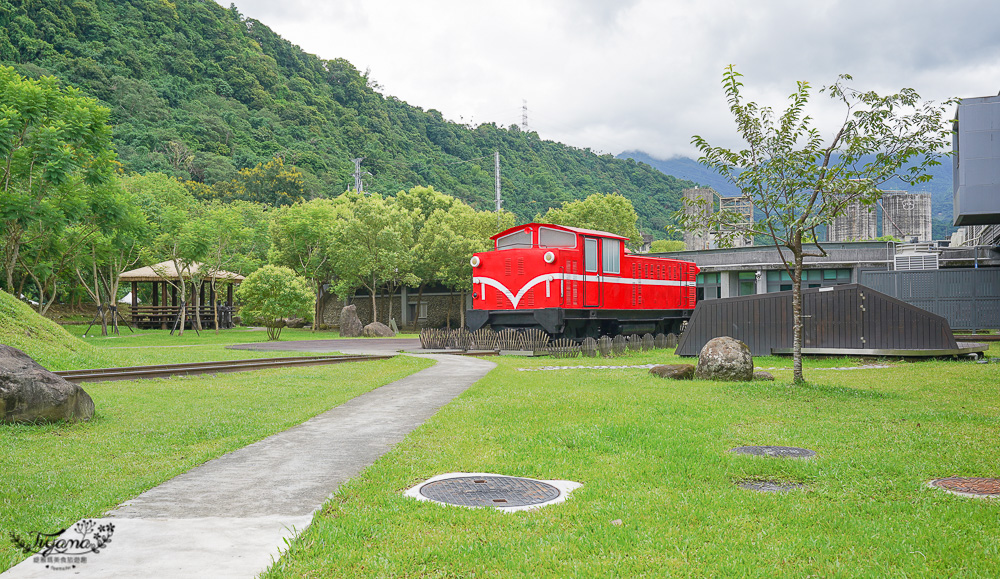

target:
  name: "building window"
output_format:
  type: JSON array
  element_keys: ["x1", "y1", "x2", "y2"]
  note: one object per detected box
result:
[{"x1": 738, "y1": 271, "x2": 756, "y2": 296}]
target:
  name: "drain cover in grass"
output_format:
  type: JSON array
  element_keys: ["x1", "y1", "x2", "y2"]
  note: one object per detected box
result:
[
  {"x1": 929, "y1": 477, "x2": 1000, "y2": 498},
  {"x1": 404, "y1": 473, "x2": 581, "y2": 511},
  {"x1": 737, "y1": 480, "x2": 805, "y2": 493},
  {"x1": 730, "y1": 445, "x2": 816, "y2": 459}
]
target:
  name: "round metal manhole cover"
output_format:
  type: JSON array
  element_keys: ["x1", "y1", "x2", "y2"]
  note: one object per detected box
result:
[
  {"x1": 929, "y1": 477, "x2": 1000, "y2": 498},
  {"x1": 730, "y1": 445, "x2": 816, "y2": 459},
  {"x1": 418, "y1": 475, "x2": 562, "y2": 507},
  {"x1": 737, "y1": 480, "x2": 805, "y2": 493}
]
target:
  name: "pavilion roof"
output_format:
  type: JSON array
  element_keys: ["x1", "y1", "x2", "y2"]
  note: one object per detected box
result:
[{"x1": 118, "y1": 261, "x2": 246, "y2": 283}]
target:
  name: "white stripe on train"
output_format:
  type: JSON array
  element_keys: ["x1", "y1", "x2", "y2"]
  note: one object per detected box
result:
[{"x1": 472, "y1": 274, "x2": 696, "y2": 309}]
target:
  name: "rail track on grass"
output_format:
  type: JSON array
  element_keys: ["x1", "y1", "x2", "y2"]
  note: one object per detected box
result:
[{"x1": 54, "y1": 354, "x2": 393, "y2": 384}]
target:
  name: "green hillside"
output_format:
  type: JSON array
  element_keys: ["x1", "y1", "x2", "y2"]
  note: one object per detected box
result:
[
  {"x1": 0, "y1": 290, "x2": 100, "y2": 370},
  {"x1": 0, "y1": 0, "x2": 692, "y2": 235}
]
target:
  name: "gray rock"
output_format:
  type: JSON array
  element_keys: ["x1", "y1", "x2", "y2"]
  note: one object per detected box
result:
[
  {"x1": 753, "y1": 370, "x2": 775, "y2": 381},
  {"x1": 362, "y1": 321, "x2": 395, "y2": 337},
  {"x1": 694, "y1": 336, "x2": 754, "y2": 382},
  {"x1": 284, "y1": 317, "x2": 306, "y2": 329},
  {"x1": 0, "y1": 345, "x2": 95, "y2": 424},
  {"x1": 339, "y1": 305, "x2": 363, "y2": 337},
  {"x1": 649, "y1": 364, "x2": 695, "y2": 380}
]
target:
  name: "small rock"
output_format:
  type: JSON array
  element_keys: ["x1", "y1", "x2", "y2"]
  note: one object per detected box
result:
[
  {"x1": 694, "y1": 336, "x2": 754, "y2": 382},
  {"x1": 611, "y1": 519, "x2": 623, "y2": 527},
  {"x1": 362, "y1": 321, "x2": 395, "y2": 337},
  {"x1": 339, "y1": 305, "x2": 363, "y2": 337},
  {"x1": 649, "y1": 364, "x2": 695, "y2": 380},
  {"x1": 0, "y1": 345, "x2": 95, "y2": 424},
  {"x1": 753, "y1": 371, "x2": 775, "y2": 381}
]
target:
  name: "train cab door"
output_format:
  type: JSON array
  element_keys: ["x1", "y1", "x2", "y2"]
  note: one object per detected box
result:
[{"x1": 582, "y1": 237, "x2": 601, "y2": 307}]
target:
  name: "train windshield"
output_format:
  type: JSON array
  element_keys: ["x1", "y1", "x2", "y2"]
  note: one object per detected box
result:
[
  {"x1": 538, "y1": 227, "x2": 577, "y2": 248},
  {"x1": 496, "y1": 229, "x2": 532, "y2": 250}
]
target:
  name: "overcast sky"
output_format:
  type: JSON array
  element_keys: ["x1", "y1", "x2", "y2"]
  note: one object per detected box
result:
[{"x1": 223, "y1": 0, "x2": 1000, "y2": 160}]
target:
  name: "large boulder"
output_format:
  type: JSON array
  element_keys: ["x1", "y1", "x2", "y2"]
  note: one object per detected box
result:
[
  {"x1": 0, "y1": 345, "x2": 95, "y2": 423},
  {"x1": 649, "y1": 364, "x2": 695, "y2": 380},
  {"x1": 362, "y1": 322, "x2": 396, "y2": 337},
  {"x1": 694, "y1": 336, "x2": 754, "y2": 382},
  {"x1": 339, "y1": 305, "x2": 363, "y2": 337},
  {"x1": 284, "y1": 317, "x2": 306, "y2": 329}
]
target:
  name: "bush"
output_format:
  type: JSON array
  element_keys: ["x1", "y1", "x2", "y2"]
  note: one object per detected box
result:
[{"x1": 235, "y1": 266, "x2": 313, "y2": 340}]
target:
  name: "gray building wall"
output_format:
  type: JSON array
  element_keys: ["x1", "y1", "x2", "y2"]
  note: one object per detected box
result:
[
  {"x1": 828, "y1": 199, "x2": 877, "y2": 241},
  {"x1": 683, "y1": 187, "x2": 715, "y2": 250},
  {"x1": 882, "y1": 191, "x2": 932, "y2": 242},
  {"x1": 954, "y1": 95, "x2": 1000, "y2": 226}
]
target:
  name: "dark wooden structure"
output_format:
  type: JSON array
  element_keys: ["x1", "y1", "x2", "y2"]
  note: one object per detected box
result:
[
  {"x1": 119, "y1": 261, "x2": 244, "y2": 330},
  {"x1": 676, "y1": 284, "x2": 984, "y2": 357}
]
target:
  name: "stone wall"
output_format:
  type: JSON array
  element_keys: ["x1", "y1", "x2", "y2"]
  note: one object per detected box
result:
[{"x1": 322, "y1": 291, "x2": 470, "y2": 330}]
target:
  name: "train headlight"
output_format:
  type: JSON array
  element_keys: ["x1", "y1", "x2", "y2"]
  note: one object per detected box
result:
[
  {"x1": 470, "y1": 256, "x2": 481, "y2": 267},
  {"x1": 543, "y1": 251, "x2": 556, "y2": 264}
]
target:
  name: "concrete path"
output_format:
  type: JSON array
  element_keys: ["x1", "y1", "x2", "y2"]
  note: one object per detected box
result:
[{"x1": 4, "y1": 353, "x2": 495, "y2": 579}]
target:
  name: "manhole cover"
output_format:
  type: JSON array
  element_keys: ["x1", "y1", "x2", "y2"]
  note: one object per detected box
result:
[
  {"x1": 419, "y1": 475, "x2": 561, "y2": 507},
  {"x1": 730, "y1": 445, "x2": 816, "y2": 459},
  {"x1": 929, "y1": 477, "x2": 1000, "y2": 498},
  {"x1": 737, "y1": 480, "x2": 805, "y2": 493}
]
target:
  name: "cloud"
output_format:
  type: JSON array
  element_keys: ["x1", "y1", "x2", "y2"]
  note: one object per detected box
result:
[{"x1": 224, "y1": 0, "x2": 1000, "y2": 160}]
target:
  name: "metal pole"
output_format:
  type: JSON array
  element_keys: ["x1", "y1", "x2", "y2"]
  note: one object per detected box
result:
[{"x1": 495, "y1": 150, "x2": 502, "y2": 226}]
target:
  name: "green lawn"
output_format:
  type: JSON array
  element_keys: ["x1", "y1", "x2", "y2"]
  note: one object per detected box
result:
[
  {"x1": 261, "y1": 351, "x2": 1000, "y2": 578},
  {"x1": 0, "y1": 354, "x2": 434, "y2": 572}
]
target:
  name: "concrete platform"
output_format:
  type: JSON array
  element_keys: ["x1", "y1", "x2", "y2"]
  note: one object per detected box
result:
[{"x1": 3, "y1": 353, "x2": 495, "y2": 578}]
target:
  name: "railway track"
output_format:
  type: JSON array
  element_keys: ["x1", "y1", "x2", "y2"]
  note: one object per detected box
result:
[{"x1": 54, "y1": 354, "x2": 392, "y2": 384}]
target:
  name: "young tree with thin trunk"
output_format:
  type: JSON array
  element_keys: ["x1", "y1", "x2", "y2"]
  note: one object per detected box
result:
[{"x1": 679, "y1": 66, "x2": 953, "y2": 383}]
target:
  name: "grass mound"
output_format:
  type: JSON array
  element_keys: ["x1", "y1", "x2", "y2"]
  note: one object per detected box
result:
[{"x1": 0, "y1": 290, "x2": 100, "y2": 370}]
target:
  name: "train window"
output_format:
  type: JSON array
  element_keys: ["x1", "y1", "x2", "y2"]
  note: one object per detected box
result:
[
  {"x1": 496, "y1": 229, "x2": 532, "y2": 250},
  {"x1": 538, "y1": 227, "x2": 577, "y2": 248},
  {"x1": 602, "y1": 239, "x2": 620, "y2": 274},
  {"x1": 585, "y1": 238, "x2": 599, "y2": 273}
]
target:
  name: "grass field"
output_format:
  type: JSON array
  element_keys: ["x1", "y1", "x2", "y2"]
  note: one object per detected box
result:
[
  {"x1": 0, "y1": 353, "x2": 433, "y2": 573},
  {"x1": 259, "y1": 351, "x2": 1000, "y2": 578}
]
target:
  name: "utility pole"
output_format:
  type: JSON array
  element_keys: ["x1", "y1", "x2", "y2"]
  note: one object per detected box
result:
[
  {"x1": 494, "y1": 149, "x2": 502, "y2": 226},
  {"x1": 351, "y1": 157, "x2": 365, "y2": 194}
]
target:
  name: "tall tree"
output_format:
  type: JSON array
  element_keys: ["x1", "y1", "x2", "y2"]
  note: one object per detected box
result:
[
  {"x1": 679, "y1": 66, "x2": 953, "y2": 383},
  {"x1": 268, "y1": 199, "x2": 338, "y2": 330},
  {"x1": 536, "y1": 193, "x2": 643, "y2": 248},
  {"x1": 0, "y1": 66, "x2": 115, "y2": 293}
]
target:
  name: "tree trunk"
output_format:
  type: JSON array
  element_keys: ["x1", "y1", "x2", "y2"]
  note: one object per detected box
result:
[
  {"x1": 386, "y1": 283, "x2": 393, "y2": 325},
  {"x1": 178, "y1": 281, "x2": 187, "y2": 336},
  {"x1": 370, "y1": 274, "x2": 378, "y2": 324},
  {"x1": 412, "y1": 284, "x2": 425, "y2": 331},
  {"x1": 791, "y1": 238, "x2": 805, "y2": 384},
  {"x1": 447, "y1": 290, "x2": 453, "y2": 330},
  {"x1": 460, "y1": 291, "x2": 466, "y2": 328},
  {"x1": 193, "y1": 281, "x2": 202, "y2": 331}
]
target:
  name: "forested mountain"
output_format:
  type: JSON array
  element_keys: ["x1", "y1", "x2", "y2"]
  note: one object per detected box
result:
[
  {"x1": 620, "y1": 150, "x2": 959, "y2": 240},
  {"x1": 0, "y1": 0, "x2": 693, "y2": 236}
]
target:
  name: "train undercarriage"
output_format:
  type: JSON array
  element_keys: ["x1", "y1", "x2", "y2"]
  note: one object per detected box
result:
[{"x1": 466, "y1": 307, "x2": 692, "y2": 341}]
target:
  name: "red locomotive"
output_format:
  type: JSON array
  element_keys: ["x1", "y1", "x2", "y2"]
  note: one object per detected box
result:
[{"x1": 466, "y1": 223, "x2": 699, "y2": 339}]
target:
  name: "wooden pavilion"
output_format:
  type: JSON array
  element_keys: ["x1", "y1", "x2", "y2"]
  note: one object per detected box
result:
[{"x1": 119, "y1": 261, "x2": 245, "y2": 330}]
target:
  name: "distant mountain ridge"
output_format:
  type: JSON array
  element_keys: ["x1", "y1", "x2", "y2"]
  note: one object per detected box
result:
[{"x1": 619, "y1": 150, "x2": 958, "y2": 239}]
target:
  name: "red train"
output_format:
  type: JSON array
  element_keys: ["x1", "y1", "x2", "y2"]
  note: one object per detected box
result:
[{"x1": 465, "y1": 223, "x2": 700, "y2": 339}]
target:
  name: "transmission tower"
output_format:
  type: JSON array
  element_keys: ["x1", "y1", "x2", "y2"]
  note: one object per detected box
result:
[
  {"x1": 494, "y1": 150, "x2": 502, "y2": 222},
  {"x1": 521, "y1": 99, "x2": 528, "y2": 130},
  {"x1": 351, "y1": 157, "x2": 365, "y2": 194}
]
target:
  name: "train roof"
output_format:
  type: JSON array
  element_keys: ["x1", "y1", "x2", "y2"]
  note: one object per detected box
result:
[{"x1": 490, "y1": 222, "x2": 630, "y2": 242}]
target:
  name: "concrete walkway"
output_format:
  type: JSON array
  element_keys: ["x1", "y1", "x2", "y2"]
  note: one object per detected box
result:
[{"x1": 4, "y1": 353, "x2": 495, "y2": 578}]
